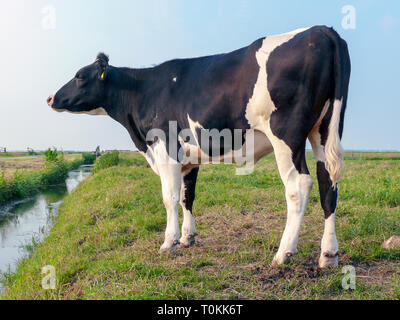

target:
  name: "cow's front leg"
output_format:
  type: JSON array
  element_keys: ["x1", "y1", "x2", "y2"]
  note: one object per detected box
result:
[
  {"x1": 179, "y1": 166, "x2": 199, "y2": 247},
  {"x1": 154, "y1": 146, "x2": 183, "y2": 254},
  {"x1": 159, "y1": 162, "x2": 182, "y2": 254}
]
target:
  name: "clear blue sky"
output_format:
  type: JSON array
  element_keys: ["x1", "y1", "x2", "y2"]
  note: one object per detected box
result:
[{"x1": 0, "y1": 0, "x2": 398, "y2": 151}]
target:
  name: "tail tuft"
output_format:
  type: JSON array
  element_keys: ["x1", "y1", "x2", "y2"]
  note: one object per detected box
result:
[{"x1": 325, "y1": 98, "x2": 344, "y2": 188}]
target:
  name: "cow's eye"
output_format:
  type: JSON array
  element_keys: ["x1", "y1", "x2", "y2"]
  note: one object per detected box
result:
[{"x1": 75, "y1": 73, "x2": 84, "y2": 80}]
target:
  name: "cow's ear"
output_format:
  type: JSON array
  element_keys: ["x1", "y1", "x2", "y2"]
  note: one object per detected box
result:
[
  {"x1": 95, "y1": 52, "x2": 109, "y2": 81},
  {"x1": 99, "y1": 66, "x2": 108, "y2": 81}
]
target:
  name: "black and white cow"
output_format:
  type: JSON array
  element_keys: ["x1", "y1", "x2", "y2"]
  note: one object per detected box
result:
[{"x1": 47, "y1": 26, "x2": 350, "y2": 268}]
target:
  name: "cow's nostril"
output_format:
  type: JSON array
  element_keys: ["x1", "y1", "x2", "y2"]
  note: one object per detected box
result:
[{"x1": 47, "y1": 95, "x2": 54, "y2": 106}]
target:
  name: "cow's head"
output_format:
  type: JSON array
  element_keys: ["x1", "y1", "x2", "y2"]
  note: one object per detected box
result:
[{"x1": 47, "y1": 53, "x2": 109, "y2": 115}]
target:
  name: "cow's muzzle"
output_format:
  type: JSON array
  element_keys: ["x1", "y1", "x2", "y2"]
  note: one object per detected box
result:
[{"x1": 47, "y1": 95, "x2": 54, "y2": 107}]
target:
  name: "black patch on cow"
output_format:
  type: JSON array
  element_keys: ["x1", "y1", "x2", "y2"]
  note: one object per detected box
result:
[
  {"x1": 317, "y1": 27, "x2": 351, "y2": 144},
  {"x1": 182, "y1": 167, "x2": 199, "y2": 213},
  {"x1": 316, "y1": 161, "x2": 338, "y2": 219},
  {"x1": 127, "y1": 113, "x2": 147, "y2": 152}
]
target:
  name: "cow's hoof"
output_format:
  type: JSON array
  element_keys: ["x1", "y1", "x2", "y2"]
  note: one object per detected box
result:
[
  {"x1": 159, "y1": 240, "x2": 179, "y2": 255},
  {"x1": 319, "y1": 251, "x2": 339, "y2": 268},
  {"x1": 271, "y1": 251, "x2": 295, "y2": 266},
  {"x1": 179, "y1": 234, "x2": 196, "y2": 248}
]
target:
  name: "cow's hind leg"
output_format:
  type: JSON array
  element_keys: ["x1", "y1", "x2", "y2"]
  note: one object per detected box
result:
[
  {"x1": 265, "y1": 124, "x2": 313, "y2": 266},
  {"x1": 179, "y1": 166, "x2": 199, "y2": 247},
  {"x1": 309, "y1": 129, "x2": 339, "y2": 268}
]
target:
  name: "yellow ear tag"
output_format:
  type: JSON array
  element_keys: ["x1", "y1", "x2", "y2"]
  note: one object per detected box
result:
[{"x1": 101, "y1": 72, "x2": 105, "y2": 79}]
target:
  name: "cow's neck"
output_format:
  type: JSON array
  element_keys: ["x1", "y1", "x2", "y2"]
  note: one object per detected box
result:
[{"x1": 105, "y1": 66, "x2": 153, "y2": 152}]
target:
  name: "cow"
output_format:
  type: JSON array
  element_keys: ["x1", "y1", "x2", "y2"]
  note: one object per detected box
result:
[{"x1": 47, "y1": 26, "x2": 350, "y2": 268}]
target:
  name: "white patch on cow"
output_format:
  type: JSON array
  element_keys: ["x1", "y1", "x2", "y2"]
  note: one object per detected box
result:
[
  {"x1": 314, "y1": 100, "x2": 330, "y2": 131},
  {"x1": 245, "y1": 27, "x2": 309, "y2": 131},
  {"x1": 319, "y1": 212, "x2": 339, "y2": 268},
  {"x1": 309, "y1": 129, "x2": 325, "y2": 162},
  {"x1": 51, "y1": 108, "x2": 65, "y2": 113},
  {"x1": 308, "y1": 99, "x2": 330, "y2": 162},
  {"x1": 151, "y1": 139, "x2": 182, "y2": 254},
  {"x1": 139, "y1": 148, "x2": 159, "y2": 175},
  {"x1": 52, "y1": 107, "x2": 108, "y2": 116},
  {"x1": 187, "y1": 114, "x2": 204, "y2": 146},
  {"x1": 172, "y1": 77, "x2": 177, "y2": 82},
  {"x1": 83, "y1": 107, "x2": 108, "y2": 116}
]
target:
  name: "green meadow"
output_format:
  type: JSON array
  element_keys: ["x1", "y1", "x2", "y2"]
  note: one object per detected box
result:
[{"x1": 1, "y1": 152, "x2": 399, "y2": 299}]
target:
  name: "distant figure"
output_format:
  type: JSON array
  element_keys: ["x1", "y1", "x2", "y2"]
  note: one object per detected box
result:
[{"x1": 95, "y1": 146, "x2": 101, "y2": 157}]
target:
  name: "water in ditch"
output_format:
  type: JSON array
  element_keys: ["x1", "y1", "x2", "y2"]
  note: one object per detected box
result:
[{"x1": 0, "y1": 165, "x2": 92, "y2": 288}]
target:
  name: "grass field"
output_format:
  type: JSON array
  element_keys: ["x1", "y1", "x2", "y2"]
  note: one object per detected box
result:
[
  {"x1": 0, "y1": 154, "x2": 81, "y2": 180},
  {"x1": 0, "y1": 152, "x2": 37, "y2": 158},
  {"x1": 1, "y1": 152, "x2": 399, "y2": 299}
]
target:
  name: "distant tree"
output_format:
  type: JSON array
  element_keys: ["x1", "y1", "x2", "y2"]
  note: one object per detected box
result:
[{"x1": 27, "y1": 147, "x2": 37, "y2": 155}]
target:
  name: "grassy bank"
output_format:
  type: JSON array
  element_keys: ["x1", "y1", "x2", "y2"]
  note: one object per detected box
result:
[
  {"x1": 0, "y1": 154, "x2": 92, "y2": 206},
  {"x1": 1, "y1": 152, "x2": 400, "y2": 299}
]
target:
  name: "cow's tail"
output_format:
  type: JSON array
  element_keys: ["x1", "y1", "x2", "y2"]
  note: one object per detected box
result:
[
  {"x1": 325, "y1": 98, "x2": 343, "y2": 189},
  {"x1": 321, "y1": 27, "x2": 351, "y2": 189}
]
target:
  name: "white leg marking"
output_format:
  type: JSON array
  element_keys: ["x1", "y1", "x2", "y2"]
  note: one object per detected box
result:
[
  {"x1": 319, "y1": 213, "x2": 339, "y2": 268},
  {"x1": 152, "y1": 140, "x2": 182, "y2": 254},
  {"x1": 272, "y1": 169, "x2": 313, "y2": 265}
]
